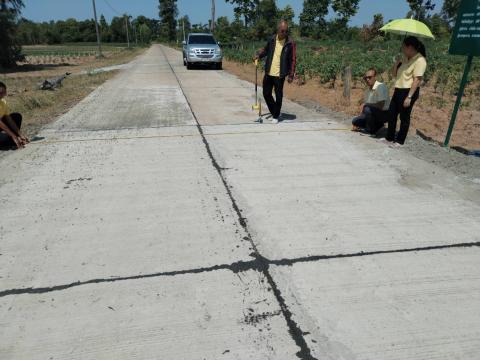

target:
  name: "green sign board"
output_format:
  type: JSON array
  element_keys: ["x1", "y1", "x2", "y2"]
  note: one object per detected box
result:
[
  {"x1": 444, "y1": 0, "x2": 479, "y2": 146},
  {"x1": 449, "y1": 0, "x2": 480, "y2": 56}
]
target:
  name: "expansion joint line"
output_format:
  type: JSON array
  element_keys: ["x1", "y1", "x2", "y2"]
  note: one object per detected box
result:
[
  {"x1": 2, "y1": 241, "x2": 479, "y2": 298},
  {"x1": 159, "y1": 45, "x2": 317, "y2": 360}
]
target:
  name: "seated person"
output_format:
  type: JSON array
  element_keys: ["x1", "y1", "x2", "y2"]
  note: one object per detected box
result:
[
  {"x1": 0, "y1": 81, "x2": 28, "y2": 149},
  {"x1": 352, "y1": 68, "x2": 390, "y2": 135}
]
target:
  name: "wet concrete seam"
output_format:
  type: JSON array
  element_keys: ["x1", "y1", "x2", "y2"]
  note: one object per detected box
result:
[
  {"x1": 32, "y1": 128, "x2": 350, "y2": 146},
  {"x1": 269, "y1": 241, "x2": 480, "y2": 266},
  {"x1": 2, "y1": 240, "x2": 479, "y2": 298},
  {"x1": 159, "y1": 46, "x2": 317, "y2": 360},
  {"x1": 0, "y1": 260, "x2": 253, "y2": 297}
]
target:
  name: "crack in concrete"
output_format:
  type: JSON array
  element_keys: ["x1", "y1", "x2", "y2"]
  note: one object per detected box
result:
[
  {"x1": 269, "y1": 241, "x2": 480, "y2": 267},
  {"x1": 160, "y1": 46, "x2": 317, "y2": 360},
  {"x1": 2, "y1": 241, "x2": 479, "y2": 299},
  {"x1": 0, "y1": 260, "x2": 255, "y2": 298}
]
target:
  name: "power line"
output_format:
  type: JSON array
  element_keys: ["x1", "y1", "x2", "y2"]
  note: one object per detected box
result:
[
  {"x1": 101, "y1": 0, "x2": 132, "y2": 48},
  {"x1": 102, "y1": 0, "x2": 122, "y2": 16},
  {"x1": 92, "y1": 0, "x2": 103, "y2": 57}
]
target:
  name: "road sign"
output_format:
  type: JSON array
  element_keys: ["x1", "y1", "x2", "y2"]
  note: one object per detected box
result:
[
  {"x1": 444, "y1": 0, "x2": 479, "y2": 146},
  {"x1": 449, "y1": 0, "x2": 480, "y2": 56}
]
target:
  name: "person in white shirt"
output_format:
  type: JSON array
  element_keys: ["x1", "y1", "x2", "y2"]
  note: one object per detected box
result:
[{"x1": 352, "y1": 68, "x2": 390, "y2": 135}]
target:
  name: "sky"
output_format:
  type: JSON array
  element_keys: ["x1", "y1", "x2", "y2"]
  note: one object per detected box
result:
[{"x1": 21, "y1": 0, "x2": 445, "y2": 26}]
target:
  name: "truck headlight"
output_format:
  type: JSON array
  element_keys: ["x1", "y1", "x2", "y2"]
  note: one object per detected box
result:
[{"x1": 215, "y1": 48, "x2": 222, "y2": 55}]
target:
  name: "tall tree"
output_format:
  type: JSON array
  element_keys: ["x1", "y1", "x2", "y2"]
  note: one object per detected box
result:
[
  {"x1": 407, "y1": 0, "x2": 436, "y2": 21},
  {"x1": 299, "y1": 0, "x2": 329, "y2": 38},
  {"x1": 442, "y1": 0, "x2": 461, "y2": 24},
  {"x1": 360, "y1": 13, "x2": 384, "y2": 43},
  {"x1": 159, "y1": 0, "x2": 178, "y2": 41},
  {"x1": 138, "y1": 23, "x2": 153, "y2": 43},
  {"x1": 225, "y1": 0, "x2": 257, "y2": 27},
  {"x1": 17, "y1": 18, "x2": 40, "y2": 45},
  {"x1": 427, "y1": 13, "x2": 450, "y2": 37},
  {"x1": 252, "y1": 0, "x2": 278, "y2": 39},
  {"x1": 331, "y1": 0, "x2": 360, "y2": 28},
  {"x1": 215, "y1": 16, "x2": 231, "y2": 42},
  {"x1": 99, "y1": 14, "x2": 111, "y2": 42},
  {"x1": 110, "y1": 16, "x2": 125, "y2": 42},
  {"x1": 229, "y1": 13, "x2": 245, "y2": 37},
  {"x1": 0, "y1": 0, "x2": 24, "y2": 67},
  {"x1": 278, "y1": 5, "x2": 295, "y2": 24}
]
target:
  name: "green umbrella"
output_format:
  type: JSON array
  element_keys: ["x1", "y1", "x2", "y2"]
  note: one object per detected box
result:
[{"x1": 380, "y1": 18, "x2": 435, "y2": 39}]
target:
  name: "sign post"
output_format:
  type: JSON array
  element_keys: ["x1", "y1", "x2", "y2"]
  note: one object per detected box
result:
[{"x1": 444, "y1": 0, "x2": 480, "y2": 147}]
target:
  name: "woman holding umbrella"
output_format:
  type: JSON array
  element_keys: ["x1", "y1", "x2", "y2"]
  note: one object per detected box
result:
[
  {"x1": 379, "y1": 19, "x2": 433, "y2": 146},
  {"x1": 386, "y1": 36, "x2": 427, "y2": 145}
]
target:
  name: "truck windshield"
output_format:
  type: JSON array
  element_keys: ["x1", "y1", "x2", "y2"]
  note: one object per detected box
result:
[{"x1": 188, "y1": 35, "x2": 216, "y2": 45}]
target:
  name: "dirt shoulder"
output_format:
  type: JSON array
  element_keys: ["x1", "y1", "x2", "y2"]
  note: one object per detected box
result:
[
  {"x1": 223, "y1": 60, "x2": 479, "y2": 150},
  {"x1": 1, "y1": 47, "x2": 147, "y2": 139},
  {"x1": 223, "y1": 59, "x2": 480, "y2": 182}
]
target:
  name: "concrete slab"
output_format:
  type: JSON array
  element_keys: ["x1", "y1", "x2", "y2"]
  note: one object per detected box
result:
[
  {"x1": 49, "y1": 46, "x2": 193, "y2": 131},
  {"x1": 0, "y1": 270, "x2": 299, "y2": 359},
  {"x1": 198, "y1": 121, "x2": 480, "y2": 260},
  {"x1": 271, "y1": 247, "x2": 480, "y2": 359},
  {"x1": 0, "y1": 127, "x2": 253, "y2": 289}
]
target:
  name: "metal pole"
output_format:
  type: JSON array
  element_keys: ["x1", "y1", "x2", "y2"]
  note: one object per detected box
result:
[
  {"x1": 444, "y1": 54, "x2": 473, "y2": 147},
  {"x1": 125, "y1": 16, "x2": 130, "y2": 48},
  {"x1": 182, "y1": 18, "x2": 186, "y2": 42},
  {"x1": 211, "y1": 0, "x2": 215, "y2": 33},
  {"x1": 133, "y1": 23, "x2": 138, "y2": 45},
  {"x1": 92, "y1": 0, "x2": 102, "y2": 57}
]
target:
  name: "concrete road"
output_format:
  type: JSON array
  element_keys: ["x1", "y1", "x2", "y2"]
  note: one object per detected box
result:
[{"x1": 1, "y1": 45, "x2": 479, "y2": 359}]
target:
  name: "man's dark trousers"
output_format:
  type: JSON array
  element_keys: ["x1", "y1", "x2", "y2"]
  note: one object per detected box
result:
[
  {"x1": 0, "y1": 113, "x2": 22, "y2": 147},
  {"x1": 352, "y1": 105, "x2": 387, "y2": 134},
  {"x1": 263, "y1": 75, "x2": 285, "y2": 119}
]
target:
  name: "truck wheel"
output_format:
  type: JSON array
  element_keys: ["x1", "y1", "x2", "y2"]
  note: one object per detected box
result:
[
  {"x1": 183, "y1": 58, "x2": 186, "y2": 66},
  {"x1": 216, "y1": 62, "x2": 222, "y2": 70},
  {"x1": 187, "y1": 62, "x2": 193, "y2": 70}
]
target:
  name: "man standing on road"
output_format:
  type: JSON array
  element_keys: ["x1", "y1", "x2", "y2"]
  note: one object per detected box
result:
[
  {"x1": 352, "y1": 68, "x2": 390, "y2": 134},
  {"x1": 255, "y1": 20, "x2": 296, "y2": 124}
]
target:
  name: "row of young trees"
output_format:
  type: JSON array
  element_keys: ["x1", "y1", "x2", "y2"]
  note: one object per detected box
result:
[
  {"x1": 16, "y1": 15, "x2": 159, "y2": 45},
  {"x1": 159, "y1": 0, "x2": 462, "y2": 43}
]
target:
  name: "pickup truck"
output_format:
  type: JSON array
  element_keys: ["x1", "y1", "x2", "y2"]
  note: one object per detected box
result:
[{"x1": 182, "y1": 33, "x2": 223, "y2": 70}]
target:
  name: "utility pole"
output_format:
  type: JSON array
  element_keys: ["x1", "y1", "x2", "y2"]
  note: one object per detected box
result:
[
  {"x1": 92, "y1": 0, "x2": 102, "y2": 57},
  {"x1": 133, "y1": 23, "x2": 138, "y2": 45},
  {"x1": 211, "y1": 0, "x2": 215, "y2": 33},
  {"x1": 124, "y1": 16, "x2": 130, "y2": 48},
  {"x1": 182, "y1": 18, "x2": 186, "y2": 42}
]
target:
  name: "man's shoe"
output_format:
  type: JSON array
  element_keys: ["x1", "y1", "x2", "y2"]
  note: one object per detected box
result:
[
  {"x1": 271, "y1": 118, "x2": 279, "y2": 124},
  {"x1": 389, "y1": 142, "x2": 403, "y2": 148}
]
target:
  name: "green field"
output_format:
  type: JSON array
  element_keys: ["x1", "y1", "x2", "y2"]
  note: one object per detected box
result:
[
  {"x1": 223, "y1": 39, "x2": 480, "y2": 97},
  {"x1": 22, "y1": 43, "x2": 131, "y2": 57}
]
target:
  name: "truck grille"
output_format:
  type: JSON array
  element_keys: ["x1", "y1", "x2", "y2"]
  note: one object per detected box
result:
[{"x1": 194, "y1": 49, "x2": 214, "y2": 58}]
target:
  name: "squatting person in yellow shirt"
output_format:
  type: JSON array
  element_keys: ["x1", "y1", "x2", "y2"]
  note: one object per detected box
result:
[
  {"x1": 255, "y1": 20, "x2": 296, "y2": 124},
  {"x1": 385, "y1": 36, "x2": 427, "y2": 146},
  {"x1": 0, "y1": 82, "x2": 29, "y2": 149}
]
